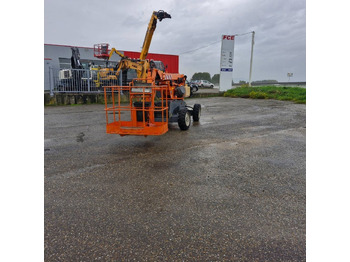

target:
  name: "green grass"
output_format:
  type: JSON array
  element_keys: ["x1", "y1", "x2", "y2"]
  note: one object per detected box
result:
[{"x1": 224, "y1": 86, "x2": 306, "y2": 104}]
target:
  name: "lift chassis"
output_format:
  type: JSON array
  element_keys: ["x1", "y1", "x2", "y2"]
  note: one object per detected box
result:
[{"x1": 168, "y1": 100, "x2": 201, "y2": 129}]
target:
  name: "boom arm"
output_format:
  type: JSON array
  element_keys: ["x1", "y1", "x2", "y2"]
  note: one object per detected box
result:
[
  {"x1": 108, "y1": 48, "x2": 125, "y2": 60},
  {"x1": 140, "y1": 10, "x2": 171, "y2": 61},
  {"x1": 110, "y1": 10, "x2": 171, "y2": 79},
  {"x1": 114, "y1": 58, "x2": 147, "y2": 79},
  {"x1": 94, "y1": 10, "x2": 171, "y2": 84}
]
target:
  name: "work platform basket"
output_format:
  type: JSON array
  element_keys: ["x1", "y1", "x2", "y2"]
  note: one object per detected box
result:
[
  {"x1": 104, "y1": 84, "x2": 170, "y2": 136},
  {"x1": 94, "y1": 43, "x2": 110, "y2": 59}
]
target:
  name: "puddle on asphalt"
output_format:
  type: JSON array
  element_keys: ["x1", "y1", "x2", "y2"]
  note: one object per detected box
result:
[
  {"x1": 76, "y1": 132, "x2": 85, "y2": 142},
  {"x1": 195, "y1": 120, "x2": 213, "y2": 125}
]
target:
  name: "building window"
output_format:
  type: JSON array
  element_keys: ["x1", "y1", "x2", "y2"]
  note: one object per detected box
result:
[
  {"x1": 59, "y1": 58, "x2": 71, "y2": 69},
  {"x1": 59, "y1": 58, "x2": 117, "y2": 69}
]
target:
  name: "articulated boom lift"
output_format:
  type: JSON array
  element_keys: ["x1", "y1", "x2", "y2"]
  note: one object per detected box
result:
[{"x1": 94, "y1": 10, "x2": 201, "y2": 136}]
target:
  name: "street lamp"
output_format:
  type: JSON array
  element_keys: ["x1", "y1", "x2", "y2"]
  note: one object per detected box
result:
[{"x1": 248, "y1": 31, "x2": 255, "y2": 87}]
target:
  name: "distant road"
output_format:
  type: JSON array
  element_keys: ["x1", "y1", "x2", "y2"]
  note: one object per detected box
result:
[
  {"x1": 233, "y1": 82, "x2": 306, "y2": 88},
  {"x1": 197, "y1": 82, "x2": 306, "y2": 94}
]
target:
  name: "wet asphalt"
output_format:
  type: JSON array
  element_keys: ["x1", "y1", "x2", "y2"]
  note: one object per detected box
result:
[{"x1": 44, "y1": 97, "x2": 306, "y2": 261}]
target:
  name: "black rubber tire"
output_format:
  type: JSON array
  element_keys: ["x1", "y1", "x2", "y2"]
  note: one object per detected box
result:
[
  {"x1": 193, "y1": 104, "x2": 201, "y2": 122},
  {"x1": 210, "y1": 85, "x2": 214, "y2": 88},
  {"x1": 178, "y1": 108, "x2": 191, "y2": 130}
]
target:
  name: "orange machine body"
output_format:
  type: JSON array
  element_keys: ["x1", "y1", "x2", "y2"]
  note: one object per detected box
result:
[{"x1": 104, "y1": 68, "x2": 191, "y2": 136}]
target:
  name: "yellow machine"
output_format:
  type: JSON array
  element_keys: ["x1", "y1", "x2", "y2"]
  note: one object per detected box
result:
[{"x1": 93, "y1": 10, "x2": 173, "y2": 84}]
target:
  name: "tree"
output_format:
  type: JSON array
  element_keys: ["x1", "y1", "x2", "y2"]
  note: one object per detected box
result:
[
  {"x1": 211, "y1": 74, "x2": 220, "y2": 84},
  {"x1": 191, "y1": 72, "x2": 211, "y2": 81}
]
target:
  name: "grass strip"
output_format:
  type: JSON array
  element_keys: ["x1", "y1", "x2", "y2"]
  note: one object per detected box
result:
[{"x1": 224, "y1": 86, "x2": 306, "y2": 104}]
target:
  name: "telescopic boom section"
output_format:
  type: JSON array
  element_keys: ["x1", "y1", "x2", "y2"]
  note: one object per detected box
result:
[{"x1": 139, "y1": 10, "x2": 171, "y2": 61}]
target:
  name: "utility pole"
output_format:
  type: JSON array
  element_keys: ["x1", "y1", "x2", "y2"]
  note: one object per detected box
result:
[{"x1": 248, "y1": 31, "x2": 255, "y2": 87}]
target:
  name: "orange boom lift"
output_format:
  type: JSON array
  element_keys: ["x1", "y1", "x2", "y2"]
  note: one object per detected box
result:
[{"x1": 94, "y1": 10, "x2": 201, "y2": 136}]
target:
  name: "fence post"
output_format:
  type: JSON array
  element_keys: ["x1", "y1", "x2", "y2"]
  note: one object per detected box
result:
[
  {"x1": 49, "y1": 66, "x2": 54, "y2": 97},
  {"x1": 119, "y1": 71, "x2": 123, "y2": 95},
  {"x1": 87, "y1": 69, "x2": 91, "y2": 92}
]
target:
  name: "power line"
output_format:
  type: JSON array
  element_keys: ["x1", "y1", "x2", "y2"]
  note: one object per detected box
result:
[
  {"x1": 234, "y1": 31, "x2": 254, "y2": 37},
  {"x1": 179, "y1": 40, "x2": 221, "y2": 55},
  {"x1": 178, "y1": 31, "x2": 254, "y2": 55}
]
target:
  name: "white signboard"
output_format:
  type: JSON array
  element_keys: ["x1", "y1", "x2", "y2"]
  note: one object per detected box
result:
[{"x1": 219, "y1": 35, "x2": 235, "y2": 91}]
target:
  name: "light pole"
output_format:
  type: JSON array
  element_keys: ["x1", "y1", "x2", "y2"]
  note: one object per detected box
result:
[{"x1": 248, "y1": 31, "x2": 255, "y2": 87}]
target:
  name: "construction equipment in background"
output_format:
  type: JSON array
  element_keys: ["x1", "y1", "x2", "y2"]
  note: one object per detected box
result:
[
  {"x1": 58, "y1": 47, "x2": 91, "y2": 91},
  {"x1": 93, "y1": 10, "x2": 172, "y2": 83},
  {"x1": 93, "y1": 44, "x2": 123, "y2": 88},
  {"x1": 70, "y1": 47, "x2": 84, "y2": 89},
  {"x1": 70, "y1": 47, "x2": 83, "y2": 70},
  {"x1": 58, "y1": 47, "x2": 83, "y2": 82},
  {"x1": 96, "y1": 10, "x2": 201, "y2": 136}
]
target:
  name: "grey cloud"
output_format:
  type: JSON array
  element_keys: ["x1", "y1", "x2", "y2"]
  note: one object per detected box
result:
[{"x1": 45, "y1": 0, "x2": 305, "y2": 81}]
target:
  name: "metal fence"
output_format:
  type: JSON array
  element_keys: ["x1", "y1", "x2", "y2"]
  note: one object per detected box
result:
[{"x1": 47, "y1": 67, "x2": 130, "y2": 95}]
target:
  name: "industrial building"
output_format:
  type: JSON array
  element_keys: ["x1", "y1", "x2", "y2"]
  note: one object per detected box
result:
[{"x1": 44, "y1": 44, "x2": 179, "y2": 91}]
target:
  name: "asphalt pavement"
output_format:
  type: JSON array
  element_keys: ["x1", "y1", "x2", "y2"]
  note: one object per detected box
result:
[
  {"x1": 196, "y1": 87, "x2": 220, "y2": 93},
  {"x1": 45, "y1": 97, "x2": 306, "y2": 261}
]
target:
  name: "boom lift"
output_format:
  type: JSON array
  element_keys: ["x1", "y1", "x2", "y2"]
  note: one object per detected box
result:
[{"x1": 94, "y1": 10, "x2": 201, "y2": 136}]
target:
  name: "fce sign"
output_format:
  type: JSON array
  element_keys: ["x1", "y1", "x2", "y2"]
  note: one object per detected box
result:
[
  {"x1": 223, "y1": 35, "x2": 235, "y2": 40},
  {"x1": 219, "y1": 34, "x2": 235, "y2": 91}
]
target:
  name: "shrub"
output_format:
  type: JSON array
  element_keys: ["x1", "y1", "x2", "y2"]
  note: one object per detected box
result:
[
  {"x1": 249, "y1": 91, "x2": 267, "y2": 99},
  {"x1": 223, "y1": 86, "x2": 305, "y2": 104},
  {"x1": 240, "y1": 83, "x2": 250, "y2": 88}
]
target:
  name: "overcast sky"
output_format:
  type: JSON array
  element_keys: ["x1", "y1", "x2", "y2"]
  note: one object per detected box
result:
[{"x1": 45, "y1": 0, "x2": 305, "y2": 82}]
